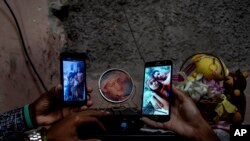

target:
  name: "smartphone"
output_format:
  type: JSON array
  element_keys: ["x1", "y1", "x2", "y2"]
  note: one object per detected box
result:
[
  {"x1": 141, "y1": 60, "x2": 172, "y2": 122},
  {"x1": 60, "y1": 52, "x2": 88, "y2": 106}
]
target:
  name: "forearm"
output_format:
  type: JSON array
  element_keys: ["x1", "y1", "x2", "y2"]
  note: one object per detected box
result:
[{"x1": 192, "y1": 120, "x2": 220, "y2": 141}]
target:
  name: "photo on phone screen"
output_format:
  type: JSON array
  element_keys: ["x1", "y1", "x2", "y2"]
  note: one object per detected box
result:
[
  {"x1": 60, "y1": 53, "x2": 87, "y2": 106},
  {"x1": 141, "y1": 60, "x2": 172, "y2": 121}
]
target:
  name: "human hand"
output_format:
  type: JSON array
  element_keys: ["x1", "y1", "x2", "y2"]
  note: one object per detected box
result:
[
  {"x1": 141, "y1": 86, "x2": 220, "y2": 141},
  {"x1": 29, "y1": 84, "x2": 93, "y2": 127},
  {"x1": 46, "y1": 110, "x2": 109, "y2": 141}
]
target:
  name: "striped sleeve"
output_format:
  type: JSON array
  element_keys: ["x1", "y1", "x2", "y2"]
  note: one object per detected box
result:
[{"x1": 0, "y1": 107, "x2": 27, "y2": 139}]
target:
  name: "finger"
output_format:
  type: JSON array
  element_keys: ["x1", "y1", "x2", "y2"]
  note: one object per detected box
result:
[
  {"x1": 70, "y1": 107, "x2": 81, "y2": 113},
  {"x1": 69, "y1": 110, "x2": 110, "y2": 120},
  {"x1": 87, "y1": 94, "x2": 91, "y2": 100},
  {"x1": 55, "y1": 84, "x2": 62, "y2": 94},
  {"x1": 79, "y1": 139, "x2": 101, "y2": 141},
  {"x1": 80, "y1": 106, "x2": 88, "y2": 111},
  {"x1": 87, "y1": 99, "x2": 93, "y2": 107},
  {"x1": 80, "y1": 100, "x2": 93, "y2": 110},
  {"x1": 62, "y1": 107, "x2": 70, "y2": 117},
  {"x1": 47, "y1": 84, "x2": 62, "y2": 99},
  {"x1": 63, "y1": 106, "x2": 84, "y2": 117},
  {"x1": 172, "y1": 86, "x2": 187, "y2": 102},
  {"x1": 87, "y1": 85, "x2": 93, "y2": 93},
  {"x1": 75, "y1": 116, "x2": 106, "y2": 131},
  {"x1": 87, "y1": 94, "x2": 93, "y2": 106},
  {"x1": 62, "y1": 106, "x2": 80, "y2": 116},
  {"x1": 140, "y1": 117, "x2": 165, "y2": 129},
  {"x1": 77, "y1": 110, "x2": 110, "y2": 117}
]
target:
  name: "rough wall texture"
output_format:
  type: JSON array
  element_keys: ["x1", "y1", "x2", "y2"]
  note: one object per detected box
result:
[
  {"x1": 51, "y1": 0, "x2": 250, "y2": 77},
  {"x1": 0, "y1": 0, "x2": 62, "y2": 112},
  {"x1": 49, "y1": 0, "x2": 250, "y2": 118}
]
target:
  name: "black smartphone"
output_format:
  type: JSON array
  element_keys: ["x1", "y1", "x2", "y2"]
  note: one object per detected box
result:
[
  {"x1": 60, "y1": 52, "x2": 88, "y2": 106},
  {"x1": 141, "y1": 60, "x2": 172, "y2": 122}
]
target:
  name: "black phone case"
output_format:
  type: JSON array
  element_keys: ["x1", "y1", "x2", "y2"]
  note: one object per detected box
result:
[
  {"x1": 60, "y1": 52, "x2": 88, "y2": 106},
  {"x1": 141, "y1": 60, "x2": 172, "y2": 122}
]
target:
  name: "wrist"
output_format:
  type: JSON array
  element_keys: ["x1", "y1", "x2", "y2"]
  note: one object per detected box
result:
[
  {"x1": 23, "y1": 104, "x2": 35, "y2": 129},
  {"x1": 192, "y1": 120, "x2": 220, "y2": 141},
  {"x1": 28, "y1": 103, "x2": 38, "y2": 128}
]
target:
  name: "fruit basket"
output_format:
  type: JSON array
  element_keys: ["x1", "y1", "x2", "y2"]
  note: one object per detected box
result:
[{"x1": 173, "y1": 53, "x2": 248, "y2": 126}]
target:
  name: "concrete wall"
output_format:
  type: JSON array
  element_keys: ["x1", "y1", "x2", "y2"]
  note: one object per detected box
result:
[
  {"x1": 0, "y1": 0, "x2": 250, "y2": 123},
  {"x1": 0, "y1": 0, "x2": 62, "y2": 111},
  {"x1": 56, "y1": 0, "x2": 250, "y2": 74}
]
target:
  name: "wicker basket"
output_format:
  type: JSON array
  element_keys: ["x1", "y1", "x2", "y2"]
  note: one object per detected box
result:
[{"x1": 174, "y1": 53, "x2": 247, "y2": 125}]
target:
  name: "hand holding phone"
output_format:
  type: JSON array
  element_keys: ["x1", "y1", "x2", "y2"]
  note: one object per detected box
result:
[
  {"x1": 141, "y1": 60, "x2": 172, "y2": 122},
  {"x1": 60, "y1": 52, "x2": 88, "y2": 106}
]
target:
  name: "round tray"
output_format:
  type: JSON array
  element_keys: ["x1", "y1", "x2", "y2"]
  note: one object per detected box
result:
[{"x1": 98, "y1": 68, "x2": 134, "y2": 103}]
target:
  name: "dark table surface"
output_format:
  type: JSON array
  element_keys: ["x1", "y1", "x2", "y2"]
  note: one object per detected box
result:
[{"x1": 77, "y1": 108, "x2": 186, "y2": 141}]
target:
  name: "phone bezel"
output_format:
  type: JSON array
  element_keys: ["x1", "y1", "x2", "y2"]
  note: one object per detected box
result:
[
  {"x1": 141, "y1": 60, "x2": 172, "y2": 122},
  {"x1": 60, "y1": 52, "x2": 88, "y2": 107}
]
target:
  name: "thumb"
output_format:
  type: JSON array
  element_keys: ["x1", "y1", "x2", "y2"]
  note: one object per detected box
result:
[
  {"x1": 172, "y1": 85, "x2": 187, "y2": 102},
  {"x1": 55, "y1": 84, "x2": 62, "y2": 94},
  {"x1": 46, "y1": 84, "x2": 62, "y2": 99},
  {"x1": 75, "y1": 116, "x2": 106, "y2": 131}
]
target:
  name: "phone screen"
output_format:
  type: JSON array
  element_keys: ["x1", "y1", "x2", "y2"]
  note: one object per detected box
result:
[
  {"x1": 142, "y1": 60, "x2": 172, "y2": 121},
  {"x1": 60, "y1": 53, "x2": 87, "y2": 105}
]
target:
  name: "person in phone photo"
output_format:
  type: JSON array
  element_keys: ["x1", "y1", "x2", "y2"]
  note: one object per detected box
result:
[
  {"x1": 63, "y1": 61, "x2": 85, "y2": 101},
  {"x1": 152, "y1": 69, "x2": 171, "y2": 96},
  {"x1": 151, "y1": 92, "x2": 169, "y2": 115},
  {"x1": 71, "y1": 74, "x2": 79, "y2": 99},
  {"x1": 152, "y1": 70, "x2": 171, "y2": 85},
  {"x1": 65, "y1": 71, "x2": 75, "y2": 100},
  {"x1": 147, "y1": 77, "x2": 169, "y2": 100},
  {"x1": 75, "y1": 62, "x2": 85, "y2": 100},
  {"x1": 142, "y1": 78, "x2": 169, "y2": 115}
]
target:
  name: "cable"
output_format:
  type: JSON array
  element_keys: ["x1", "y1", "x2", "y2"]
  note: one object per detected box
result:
[
  {"x1": 4, "y1": 0, "x2": 48, "y2": 92},
  {"x1": 120, "y1": 2, "x2": 146, "y2": 64}
]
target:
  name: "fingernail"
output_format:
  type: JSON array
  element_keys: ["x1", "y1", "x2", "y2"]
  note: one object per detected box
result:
[{"x1": 81, "y1": 106, "x2": 87, "y2": 110}]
